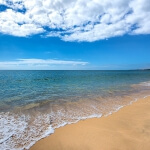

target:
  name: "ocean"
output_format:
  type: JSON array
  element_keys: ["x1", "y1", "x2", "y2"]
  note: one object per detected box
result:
[{"x1": 1, "y1": 70, "x2": 150, "y2": 149}]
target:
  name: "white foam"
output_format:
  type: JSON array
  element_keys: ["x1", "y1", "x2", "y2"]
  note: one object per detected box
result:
[
  {"x1": 104, "y1": 95, "x2": 150, "y2": 118},
  {"x1": 139, "y1": 81, "x2": 150, "y2": 86},
  {"x1": 104, "y1": 105, "x2": 123, "y2": 117},
  {"x1": 0, "y1": 112, "x2": 28, "y2": 150},
  {"x1": 104, "y1": 97, "x2": 138, "y2": 117},
  {"x1": 0, "y1": 112, "x2": 54, "y2": 150},
  {"x1": 144, "y1": 95, "x2": 150, "y2": 99},
  {"x1": 78, "y1": 113, "x2": 102, "y2": 120},
  {"x1": 25, "y1": 125, "x2": 54, "y2": 150},
  {"x1": 55, "y1": 122, "x2": 68, "y2": 129},
  {"x1": 1, "y1": 95, "x2": 150, "y2": 150},
  {"x1": 0, "y1": 110, "x2": 104, "y2": 150}
]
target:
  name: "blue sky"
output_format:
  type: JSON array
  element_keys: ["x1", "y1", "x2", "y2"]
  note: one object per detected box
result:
[
  {"x1": 0, "y1": 34, "x2": 150, "y2": 70},
  {"x1": 0, "y1": 0, "x2": 150, "y2": 70}
]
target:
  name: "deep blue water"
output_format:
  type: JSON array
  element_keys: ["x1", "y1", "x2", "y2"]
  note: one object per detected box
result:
[{"x1": 1, "y1": 70, "x2": 150, "y2": 111}]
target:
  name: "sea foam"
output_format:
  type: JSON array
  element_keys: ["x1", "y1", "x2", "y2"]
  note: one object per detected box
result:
[{"x1": 0, "y1": 112, "x2": 54, "y2": 150}]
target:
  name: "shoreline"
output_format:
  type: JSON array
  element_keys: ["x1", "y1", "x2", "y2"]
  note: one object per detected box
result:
[{"x1": 30, "y1": 96, "x2": 150, "y2": 150}]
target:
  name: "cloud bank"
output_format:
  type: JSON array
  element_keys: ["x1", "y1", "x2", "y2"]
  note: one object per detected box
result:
[
  {"x1": 0, "y1": 0, "x2": 150, "y2": 41},
  {"x1": 0, "y1": 59, "x2": 89, "y2": 70}
]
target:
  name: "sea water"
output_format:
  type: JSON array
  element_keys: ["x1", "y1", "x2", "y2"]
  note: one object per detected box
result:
[{"x1": 1, "y1": 70, "x2": 150, "y2": 149}]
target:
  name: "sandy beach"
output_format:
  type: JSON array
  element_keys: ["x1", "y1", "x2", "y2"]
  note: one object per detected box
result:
[{"x1": 30, "y1": 96, "x2": 150, "y2": 150}]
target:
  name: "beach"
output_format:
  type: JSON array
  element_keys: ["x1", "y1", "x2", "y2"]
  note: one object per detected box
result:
[
  {"x1": 30, "y1": 96, "x2": 150, "y2": 150},
  {"x1": 1, "y1": 70, "x2": 150, "y2": 150},
  {"x1": 1, "y1": 0, "x2": 150, "y2": 149}
]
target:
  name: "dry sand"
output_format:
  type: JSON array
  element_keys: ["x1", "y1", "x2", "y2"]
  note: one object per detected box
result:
[{"x1": 30, "y1": 96, "x2": 150, "y2": 150}]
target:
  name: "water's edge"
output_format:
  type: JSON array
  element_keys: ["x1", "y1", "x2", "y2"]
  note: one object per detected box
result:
[
  {"x1": 29, "y1": 95, "x2": 150, "y2": 150},
  {"x1": 1, "y1": 70, "x2": 150, "y2": 150},
  {"x1": 1, "y1": 92, "x2": 150, "y2": 150}
]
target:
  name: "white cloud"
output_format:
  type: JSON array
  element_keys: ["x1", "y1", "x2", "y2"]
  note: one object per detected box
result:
[
  {"x1": 0, "y1": 0, "x2": 150, "y2": 41},
  {"x1": 0, "y1": 59, "x2": 89, "y2": 70},
  {"x1": 0, "y1": 9, "x2": 44, "y2": 36}
]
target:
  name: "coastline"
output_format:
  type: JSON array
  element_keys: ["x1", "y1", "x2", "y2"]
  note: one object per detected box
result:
[{"x1": 30, "y1": 96, "x2": 150, "y2": 150}]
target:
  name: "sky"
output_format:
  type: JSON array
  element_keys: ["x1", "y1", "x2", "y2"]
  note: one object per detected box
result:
[{"x1": 0, "y1": 0, "x2": 150, "y2": 70}]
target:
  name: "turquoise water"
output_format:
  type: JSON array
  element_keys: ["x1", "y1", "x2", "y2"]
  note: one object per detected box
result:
[
  {"x1": 1, "y1": 70, "x2": 150, "y2": 111},
  {"x1": 1, "y1": 70, "x2": 150, "y2": 150}
]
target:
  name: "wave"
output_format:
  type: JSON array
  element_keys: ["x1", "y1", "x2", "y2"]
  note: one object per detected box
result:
[
  {"x1": 0, "y1": 111, "x2": 103, "y2": 150},
  {"x1": 1, "y1": 82, "x2": 150, "y2": 150},
  {"x1": 0, "y1": 96, "x2": 139, "y2": 150},
  {"x1": 139, "y1": 81, "x2": 150, "y2": 86}
]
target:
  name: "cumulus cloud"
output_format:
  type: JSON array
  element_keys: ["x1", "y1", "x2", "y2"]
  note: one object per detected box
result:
[
  {"x1": 0, "y1": 0, "x2": 150, "y2": 41},
  {"x1": 0, "y1": 59, "x2": 89, "y2": 70}
]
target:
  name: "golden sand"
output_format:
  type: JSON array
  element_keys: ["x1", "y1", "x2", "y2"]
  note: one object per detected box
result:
[{"x1": 30, "y1": 96, "x2": 150, "y2": 150}]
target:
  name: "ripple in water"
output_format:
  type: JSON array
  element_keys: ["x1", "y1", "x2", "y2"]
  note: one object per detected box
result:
[{"x1": 1, "y1": 71, "x2": 150, "y2": 149}]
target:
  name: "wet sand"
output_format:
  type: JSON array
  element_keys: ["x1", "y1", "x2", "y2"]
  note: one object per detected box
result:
[{"x1": 30, "y1": 96, "x2": 150, "y2": 150}]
